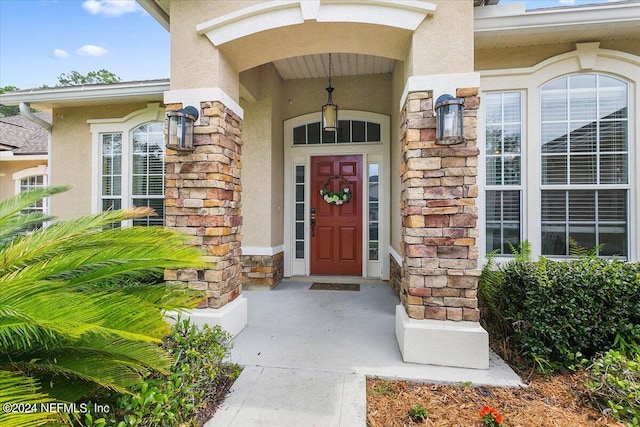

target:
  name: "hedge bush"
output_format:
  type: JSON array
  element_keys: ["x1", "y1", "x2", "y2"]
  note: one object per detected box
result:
[
  {"x1": 78, "y1": 318, "x2": 240, "y2": 427},
  {"x1": 496, "y1": 257, "x2": 639, "y2": 369},
  {"x1": 584, "y1": 350, "x2": 640, "y2": 426}
]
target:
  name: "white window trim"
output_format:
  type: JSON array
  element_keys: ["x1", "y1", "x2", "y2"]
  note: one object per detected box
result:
[
  {"x1": 88, "y1": 103, "x2": 165, "y2": 221},
  {"x1": 480, "y1": 44, "x2": 640, "y2": 262},
  {"x1": 13, "y1": 166, "x2": 50, "y2": 221},
  {"x1": 12, "y1": 165, "x2": 48, "y2": 188},
  {"x1": 483, "y1": 91, "x2": 526, "y2": 257}
]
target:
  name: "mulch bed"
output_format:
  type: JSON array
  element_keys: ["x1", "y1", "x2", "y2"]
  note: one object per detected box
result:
[{"x1": 366, "y1": 373, "x2": 624, "y2": 427}]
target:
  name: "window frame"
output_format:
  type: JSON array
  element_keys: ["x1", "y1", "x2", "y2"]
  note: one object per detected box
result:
[
  {"x1": 479, "y1": 44, "x2": 639, "y2": 263},
  {"x1": 89, "y1": 104, "x2": 166, "y2": 227},
  {"x1": 13, "y1": 165, "x2": 50, "y2": 227},
  {"x1": 483, "y1": 91, "x2": 525, "y2": 256},
  {"x1": 539, "y1": 73, "x2": 630, "y2": 258}
]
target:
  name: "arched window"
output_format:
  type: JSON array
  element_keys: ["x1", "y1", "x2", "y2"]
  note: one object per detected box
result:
[
  {"x1": 13, "y1": 166, "x2": 48, "y2": 230},
  {"x1": 540, "y1": 74, "x2": 628, "y2": 257}
]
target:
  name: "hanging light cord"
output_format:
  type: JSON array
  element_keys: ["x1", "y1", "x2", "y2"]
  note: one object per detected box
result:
[{"x1": 328, "y1": 53, "x2": 332, "y2": 88}]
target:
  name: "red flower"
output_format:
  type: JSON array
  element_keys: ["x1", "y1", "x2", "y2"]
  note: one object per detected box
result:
[{"x1": 479, "y1": 405, "x2": 503, "y2": 426}]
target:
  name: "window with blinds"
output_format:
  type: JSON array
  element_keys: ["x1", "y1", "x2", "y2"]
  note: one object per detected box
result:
[
  {"x1": 540, "y1": 74, "x2": 628, "y2": 257},
  {"x1": 99, "y1": 121, "x2": 165, "y2": 227},
  {"x1": 485, "y1": 92, "x2": 522, "y2": 254},
  {"x1": 131, "y1": 122, "x2": 165, "y2": 226}
]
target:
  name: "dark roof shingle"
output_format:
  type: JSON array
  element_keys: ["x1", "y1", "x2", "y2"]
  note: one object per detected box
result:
[{"x1": 0, "y1": 112, "x2": 50, "y2": 155}]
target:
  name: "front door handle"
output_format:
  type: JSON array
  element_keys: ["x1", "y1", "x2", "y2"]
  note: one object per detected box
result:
[{"x1": 310, "y1": 207, "x2": 316, "y2": 237}]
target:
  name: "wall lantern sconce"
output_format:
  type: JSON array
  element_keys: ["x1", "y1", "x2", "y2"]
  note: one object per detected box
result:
[
  {"x1": 434, "y1": 94, "x2": 465, "y2": 145},
  {"x1": 166, "y1": 106, "x2": 199, "y2": 151},
  {"x1": 322, "y1": 53, "x2": 339, "y2": 131}
]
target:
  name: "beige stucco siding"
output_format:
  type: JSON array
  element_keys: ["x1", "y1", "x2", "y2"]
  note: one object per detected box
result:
[
  {"x1": 241, "y1": 64, "x2": 285, "y2": 249},
  {"x1": 475, "y1": 39, "x2": 640, "y2": 71},
  {"x1": 390, "y1": 61, "x2": 405, "y2": 256},
  {"x1": 408, "y1": 0, "x2": 474, "y2": 77},
  {"x1": 49, "y1": 104, "x2": 150, "y2": 220},
  {"x1": 168, "y1": 0, "x2": 241, "y2": 96},
  {"x1": 0, "y1": 159, "x2": 47, "y2": 200}
]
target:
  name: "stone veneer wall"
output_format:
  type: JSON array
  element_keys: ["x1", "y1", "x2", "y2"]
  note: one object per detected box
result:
[
  {"x1": 164, "y1": 101, "x2": 243, "y2": 309},
  {"x1": 400, "y1": 88, "x2": 481, "y2": 322},
  {"x1": 240, "y1": 252, "x2": 284, "y2": 287},
  {"x1": 390, "y1": 254, "x2": 402, "y2": 298}
]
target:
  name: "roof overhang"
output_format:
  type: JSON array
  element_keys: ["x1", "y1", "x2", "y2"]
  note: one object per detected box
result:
[
  {"x1": 0, "y1": 152, "x2": 48, "y2": 161},
  {"x1": 0, "y1": 80, "x2": 169, "y2": 110},
  {"x1": 475, "y1": 1, "x2": 640, "y2": 50}
]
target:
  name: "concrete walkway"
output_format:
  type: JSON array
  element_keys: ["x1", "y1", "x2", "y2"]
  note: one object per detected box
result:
[{"x1": 207, "y1": 279, "x2": 522, "y2": 427}]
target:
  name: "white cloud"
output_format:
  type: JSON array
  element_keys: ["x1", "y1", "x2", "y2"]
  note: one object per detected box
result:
[
  {"x1": 77, "y1": 45, "x2": 108, "y2": 57},
  {"x1": 53, "y1": 49, "x2": 70, "y2": 59},
  {"x1": 559, "y1": 0, "x2": 576, "y2": 4},
  {"x1": 82, "y1": 0, "x2": 138, "y2": 17}
]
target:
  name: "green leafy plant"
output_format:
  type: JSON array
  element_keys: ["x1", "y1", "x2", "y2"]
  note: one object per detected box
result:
[
  {"x1": 584, "y1": 350, "x2": 640, "y2": 426},
  {"x1": 371, "y1": 381, "x2": 394, "y2": 398},
  {"x1": 79, "y1": 318, "x2": 240, "y2": 426},
  {"x1": 0, "y1": 186, "x2": 205, "y2": 427},
  {"x1": 409, "y1": 403, "x2": 429, "y2": 422},
  {"x1": 500, "y1": 256, "x2": 640, "y2": 369}
]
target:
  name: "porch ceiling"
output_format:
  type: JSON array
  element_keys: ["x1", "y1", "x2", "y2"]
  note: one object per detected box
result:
[{"x1": 272, "y1": 53, "x2": 395, "y2": 80}]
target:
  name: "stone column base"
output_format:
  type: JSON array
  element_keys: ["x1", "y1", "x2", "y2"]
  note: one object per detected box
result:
[
  {"x1": 395, "y1": 305, "x2": 489, "y2": 369},
  {"x1": 167, "y1": 296, "x2": 248, "y2": 337}
]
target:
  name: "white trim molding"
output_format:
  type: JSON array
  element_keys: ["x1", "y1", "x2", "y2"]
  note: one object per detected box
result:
[
  {"x1": 389, "y1": 246, "x2": 402, "y2": 267},
  {"x1": 12, "y1": 165, "x2": 48, "y2": 182},
  {"x1": 164, "y1": 88, "x2": 244, "y2": 121},
  {"x1": 0, "y1": 153, "x2": 48, "y2": 161},
  {"x1": 242, "y1": 245, "x2": 285, "y2": 256},
  {"x1": 197, "y1": 0, "x2": 435, "y2": 46}
]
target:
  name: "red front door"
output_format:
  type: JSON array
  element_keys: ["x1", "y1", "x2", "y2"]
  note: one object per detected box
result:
[{"x1": 310, "y1": 155, "x2": 362, "y2": 275}]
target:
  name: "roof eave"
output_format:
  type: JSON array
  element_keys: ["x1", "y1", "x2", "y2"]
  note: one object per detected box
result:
[
  {"x1": 475, "y1": 1, "x2": 640, "y2": 35},
  {"x1": 0, "y1": 80, "x2": 170, "y2": 109}
]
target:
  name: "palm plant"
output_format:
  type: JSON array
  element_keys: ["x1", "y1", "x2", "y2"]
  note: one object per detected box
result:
[{"x1": 0, "y1": 186, "x2": 205, "y2": 426}]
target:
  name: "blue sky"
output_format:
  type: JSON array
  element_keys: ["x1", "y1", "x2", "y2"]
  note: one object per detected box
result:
[
  {"x1": 0, "y1": 0, "x2": 168, "y2": 89},
  {"x1": 0, "y1": 0, "x2": 617, "y2": 90}
]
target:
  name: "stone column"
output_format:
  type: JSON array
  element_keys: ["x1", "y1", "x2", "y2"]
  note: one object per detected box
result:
[
  {"x1": 164, "y1": 101, "x2": 243, "y2": 309},
  {"x1": 396, "y1": 87, "x2": 488, "y2": 369},
  {"x1": 400, "y1": 88, "x2": 481, "y2": 321}
]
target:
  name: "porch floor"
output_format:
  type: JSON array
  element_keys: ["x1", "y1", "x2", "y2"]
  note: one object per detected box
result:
[{"x1": 207, "y1": 279, "x2": 522, "y2": 427}]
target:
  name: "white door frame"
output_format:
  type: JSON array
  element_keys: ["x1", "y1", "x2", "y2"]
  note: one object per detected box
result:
[{"x1": 283, "y1": 110, "x2": 390, "y2": 279}]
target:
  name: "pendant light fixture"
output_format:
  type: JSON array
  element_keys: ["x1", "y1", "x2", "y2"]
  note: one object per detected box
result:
[{"x1": 322, "y1": 53, "x2": 339, "y2": 132}]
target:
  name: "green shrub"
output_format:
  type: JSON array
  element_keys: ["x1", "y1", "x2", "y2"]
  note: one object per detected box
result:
[
  {"x1": 409, "y1": 403, "x2": 429, "y2": 422},
  {"x1": 495, "y1": 257, "x2": 639, "y2": 369},
  {"x1": 584, "y1": 350, "x2": 640, "y2": 426},
  {"x1": 79, "y1": 318, "x2": 240, "y2": 427}
]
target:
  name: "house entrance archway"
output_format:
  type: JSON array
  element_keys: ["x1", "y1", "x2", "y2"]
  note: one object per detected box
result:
[{"x1": 284, "y1": 111, "x2": 390, "y2": 280}]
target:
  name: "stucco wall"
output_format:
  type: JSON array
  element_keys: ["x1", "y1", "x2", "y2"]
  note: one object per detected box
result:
[
  {"x1": 49, "y1": 103, "x2": 150, "y2": 220},
  {"x1": 281, "y1": 74, "x2": 392, "y2": 121},
  {"x1": 390, "y1": 61, "x2": 405, "y2": 256},
  {"x1": 475, "y1": 39, "x2": 640, "y2": 71},
  {"x1": 408, "y1": 0, "x2": 474, "y2": 77},
  {"x1": 240, "y1": 64, "x2": 285, "y2": 249},
  {"x1": 0, "y1": 159, "x2": 47, "y2": 201}
]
